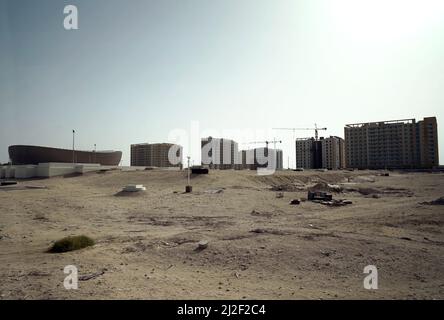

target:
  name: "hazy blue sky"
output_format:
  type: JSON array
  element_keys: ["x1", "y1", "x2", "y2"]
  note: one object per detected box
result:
[{"x1": 1, "y1": 0, "x2": 443, "y2": 166}]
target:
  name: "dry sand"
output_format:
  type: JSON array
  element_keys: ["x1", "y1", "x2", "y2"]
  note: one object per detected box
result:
[{"x1": 0, "y1": 169, "x2": 443, "y2": 299}]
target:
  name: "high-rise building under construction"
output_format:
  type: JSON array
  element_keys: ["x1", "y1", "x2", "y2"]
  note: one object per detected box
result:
[{"x1": 296, "y1": 136, "x2": 345, "y2": 170}]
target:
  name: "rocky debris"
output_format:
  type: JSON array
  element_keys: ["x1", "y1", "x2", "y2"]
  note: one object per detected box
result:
[
  {"x1": 321, "y1": 250, "x2": 335, "y2": 257},
  {"x1": 326, "y1": 184, "x2": 342, "y2": 192},
  {"x1": 250, "y1": 228, "x2": 292, "y2": 235},
  {"x1": 313, "y1": 199, "x2": 353, "y2": 207},
  {"x1": 28, "y1": 270, "x2": 51, "y2": 277},
  {"x1": 309, "y1": 182, "x2": 342, "y2": 193},
  {"x1": 270, "y1": 183, "x2": 305, "y2": 192},
  {"x1": 197, "y1": 240, "x2": 209, "y2": 250},
  {"x1": 308, "y1": 191, "x2": 333, "y2": 201},
  {"x1": 250, "y1": 228, "x2": 293, "y2": 236},
  {"x1": 420, "y1": 197, "x2": 444, "y2": 205},
  {"x1": 204, "y1": 188, "x2": 224, "y2": 194},
  {"x1": 33, "y1": 213, "x2": 49, "y2": 221},
  {"x1": 0, "y1": 233, "x2": 11, "y2": 240},
  {"x1": 79, "y1": 269, "x2": 107, "y2": 281},
  {"x1": 250, "y1": 210, "x2": 273, "y2": 217},
  {"x1": 289, "y1": 199, "x2": 301, "y2": 205},
  {"x1": 251, "y1": 228, "x2": 267, "y2": 234}
]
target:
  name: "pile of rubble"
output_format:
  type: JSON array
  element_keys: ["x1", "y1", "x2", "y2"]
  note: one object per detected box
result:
[
  {"x1": 278, "y1": 188, "x2": 354, "y2": 208},
  {"x1": 312, "y1": 198, "x2": 353, "y2": 207},
  {"x1": 308, "y1": 182, "x2": 342, "y2": 193},
  {"x1": 308, "y1": 191, "x2": 352, "y2": 207}
]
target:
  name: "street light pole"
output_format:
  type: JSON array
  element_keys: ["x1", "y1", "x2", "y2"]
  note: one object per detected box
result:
[
  {"x1": 187, "y1": 156, "x2": 191, "y2": 186},
  {"x1": 185, "y1": 156, "x2": 192, "y2": 193},
  {"x1": 72, "y1": 129, "x2": 75, "y2": 164}
]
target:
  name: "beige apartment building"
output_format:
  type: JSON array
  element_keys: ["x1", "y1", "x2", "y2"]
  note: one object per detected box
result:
[
  {"x1": 296, "y1": 136, "x2": 345, "y2": 169},
  {"x1": 419, "y1": 117, "x2": 440, "y2": 168},
  {"x1": 130, "y1": 143, "x2": 183, "y2": 168},
  {"x1": 322, "y1": 136, "x2": 346, "y2": 169},
  {"x1": 344, "y1": 117, "x2": 439, "y2": 169},
  {"x1": 201, "y1": 137, "x2": 239, "y2": 169}
]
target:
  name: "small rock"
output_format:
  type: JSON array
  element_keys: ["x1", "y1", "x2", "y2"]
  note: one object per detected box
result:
[
  {"x1": 197, "y1": 240, "x2": 209, "y2": 250},
  {"x1": 289, "y1": 199, "x2": 301, "y2": 205}
]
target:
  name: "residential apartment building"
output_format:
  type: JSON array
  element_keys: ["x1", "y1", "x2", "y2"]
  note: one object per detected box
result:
[
  {"x1": 234, "y1": 148, "x2": 283, "y2": 170},
  {"x1": 344, "y1": 117, "x2": 439, "y2": 169},
  {"x1": 250, "y1": 147, "x2": 283, "y2": 170},
  {"x1": 201, "y1": 137, "x2": 239, "y2": 169},
  {"x1": 296, "y1": 138, "x2": 315, "y2": 169},
  {"x1": 296, "y1": 136, "x2": 345, "y2": 169},
  {"x1": 322, "y1": 136, "x2": 346, "y2": 169},
  {"x1": 419, "y1": 117, "x2": 440, "y2": 168},
  {"x1": 130, "y1": 143, "x2": 183, "y2": 168}
]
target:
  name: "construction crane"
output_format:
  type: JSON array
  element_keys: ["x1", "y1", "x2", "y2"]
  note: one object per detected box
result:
[
  {"x1": 245, "y1": 139, "x2": 282, "y2": 150},
  {"x1": 273, "y1": 124, "x2": 327, "y2": 141},
  {"x1": 273, "y1": 124, "x2": 327, "y2": 169}
]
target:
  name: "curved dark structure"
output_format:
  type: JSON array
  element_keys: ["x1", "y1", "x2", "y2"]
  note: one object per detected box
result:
[{"x1": 8, "y1": 145, "x2": 122, "y2": 166}]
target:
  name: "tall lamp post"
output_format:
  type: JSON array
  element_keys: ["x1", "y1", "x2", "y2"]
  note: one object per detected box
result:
[
  {"x1": 72, "y1": 129, "x2": 75, "y2": 164},
  {"x1": 186, "y1": 156, "x2": 192, "y2": 193}
]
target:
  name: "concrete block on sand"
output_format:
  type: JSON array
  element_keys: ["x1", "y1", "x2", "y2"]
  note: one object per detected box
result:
[{"x1": 123, "y1": 184, "x2": 146, "y2": 192}]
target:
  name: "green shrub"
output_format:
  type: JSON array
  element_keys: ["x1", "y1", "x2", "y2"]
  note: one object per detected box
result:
[{"x1": 48, "y1": 235, "x2": 95, "y2": 253}]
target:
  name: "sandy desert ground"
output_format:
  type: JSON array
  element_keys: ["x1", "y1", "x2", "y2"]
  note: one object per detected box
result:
[{"x1": 0, "y1": 169, "x2": 443, "y2": 300}]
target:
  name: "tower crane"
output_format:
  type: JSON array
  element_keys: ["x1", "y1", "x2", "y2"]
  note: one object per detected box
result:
[
  {"x1": 245, "y1": 139, "x2": 282, "y2": 150},
  {"x1": 273, "y1": 124, "x2": 327, "y2": 169},
  {"x1": 273, "y1": 124, "x2": 327, "y2": 141}
]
